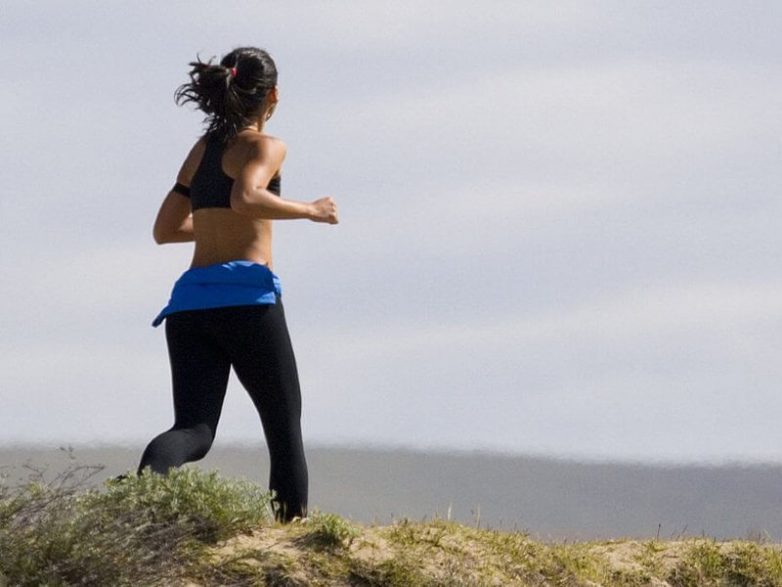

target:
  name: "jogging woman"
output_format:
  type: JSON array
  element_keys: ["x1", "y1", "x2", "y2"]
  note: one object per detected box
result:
[{"x1": 137, "y1": 47, "x2": 338, "y2": 522}]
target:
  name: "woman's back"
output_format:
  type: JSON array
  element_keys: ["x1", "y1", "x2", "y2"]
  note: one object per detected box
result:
[{"x1": 189, "y1": 132, "x2": 280, "y2": 269}]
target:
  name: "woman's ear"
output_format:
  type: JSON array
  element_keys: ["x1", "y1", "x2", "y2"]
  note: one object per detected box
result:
[{"x1": 263, "y1": 87, "x2": 280, "y2": 122}]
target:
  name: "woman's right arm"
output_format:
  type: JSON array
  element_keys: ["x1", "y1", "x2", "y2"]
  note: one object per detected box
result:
[
  {"x1": 230, "y1": 136, "x2": 338, "y2": 223},
  {"x1": 152, "y1": 139, "x2": 205, "y2": 244}
]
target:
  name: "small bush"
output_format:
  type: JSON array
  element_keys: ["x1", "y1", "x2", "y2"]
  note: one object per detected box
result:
[
  {"x1": 669, "y1": 540, "x2": 726, "y2": 586},
  {"x1": 0, "y1": 466, "x2": 274, "y2": 586},
  {"x1": 304, "y1": 511, "x2": 359, "y2": 548},
  {"x1": 99, "y1": 467, "x2": 274, "y2": 543}
]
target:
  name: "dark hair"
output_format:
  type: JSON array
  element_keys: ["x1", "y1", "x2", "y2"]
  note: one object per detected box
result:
[{"x1": 175, "y1": 47, "x2": 278, "y2": 142}]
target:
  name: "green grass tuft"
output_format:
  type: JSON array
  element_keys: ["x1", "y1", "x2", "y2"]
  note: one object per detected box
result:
[{"x1": 303, "y1": 510, "x2": 360, "y2": 549}]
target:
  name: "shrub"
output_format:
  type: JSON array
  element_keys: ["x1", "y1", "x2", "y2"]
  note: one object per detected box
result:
[
  {"x1": 0, "y1": 465, "x2": 274, "y2": 586},
  {"x1": 304, "y1": 511, "x2": 359, "y2": 549}
]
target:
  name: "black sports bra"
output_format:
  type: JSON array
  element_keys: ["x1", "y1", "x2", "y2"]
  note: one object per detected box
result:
[{"x1": 172, "y1": 135, "x2": 281, "y2": 210}]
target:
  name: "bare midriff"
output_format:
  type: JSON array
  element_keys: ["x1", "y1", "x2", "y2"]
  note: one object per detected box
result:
[{"x1": 190, "y1": 210, "x2": 273, "y2": 269}]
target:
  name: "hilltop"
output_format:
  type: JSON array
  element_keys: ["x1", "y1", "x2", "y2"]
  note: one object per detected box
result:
[{"x1": 1, "y1": 466, "x2": 781, "y2": 586}]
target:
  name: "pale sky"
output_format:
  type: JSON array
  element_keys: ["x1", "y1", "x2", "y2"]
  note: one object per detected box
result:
[{"x1": 1, "y1": 1, "x2": 781, "y2": 462}]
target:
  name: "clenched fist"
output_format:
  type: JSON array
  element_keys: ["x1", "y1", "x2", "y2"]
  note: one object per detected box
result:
[{"x1": 308, "y1": 197, "x2": 339, "y2": 224}]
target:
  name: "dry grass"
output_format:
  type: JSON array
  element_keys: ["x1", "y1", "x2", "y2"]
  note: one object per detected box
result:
[{"x1": 2, "y1": 465, "x2": 782, "y2": 586}]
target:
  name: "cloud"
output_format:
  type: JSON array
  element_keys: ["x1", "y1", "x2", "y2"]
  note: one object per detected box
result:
[
  {"x1": 1, "y1": 1, "x2": 780, "y2": 460},
  {"x1": 325, "y1": 59, "x2": 781, "y2": 181},
  {"x1": 301, "y1": 280, "x2": 782, "y2": 359}
]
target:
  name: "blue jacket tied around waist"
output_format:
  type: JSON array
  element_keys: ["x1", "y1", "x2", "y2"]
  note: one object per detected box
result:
[{"x1": 152, "y1": 261, "x2": 282, "y2": 327}]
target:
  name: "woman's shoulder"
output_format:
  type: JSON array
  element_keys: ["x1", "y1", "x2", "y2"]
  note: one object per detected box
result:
[
  {"x1": 238, "y1": 130, "x2": 286, "y2": 149},
  {"x1": 238, "y1": 132, "x2": 287, "y2": 163}
]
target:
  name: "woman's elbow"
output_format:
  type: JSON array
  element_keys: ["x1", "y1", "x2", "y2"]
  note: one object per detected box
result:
[
  {"x1": 230, "y1": 193, "x2": 249, "y2": 215},
  {"x1": 230, "y1": 191, "x2": 263, "y2": 217},
  {"x1": 152, "y1": 225, "x2": 169, "y2": 245}
]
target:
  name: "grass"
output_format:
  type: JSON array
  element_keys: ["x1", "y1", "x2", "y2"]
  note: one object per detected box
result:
[
  {"x1": 2, "y1": 465, "x2": 782, "y2": 586},
  {"x1": 0, "y1": 464, "x2": 273, "y2": 586}
]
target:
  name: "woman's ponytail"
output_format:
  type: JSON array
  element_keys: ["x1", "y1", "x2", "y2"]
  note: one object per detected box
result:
[{"x1": 175, "y1": 47, "x2": 278, "y2": 142}]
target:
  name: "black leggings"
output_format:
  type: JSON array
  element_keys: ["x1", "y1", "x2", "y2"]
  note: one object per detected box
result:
[{"x1": 138, "y1": 298, "x2": 308, "y2": 522}]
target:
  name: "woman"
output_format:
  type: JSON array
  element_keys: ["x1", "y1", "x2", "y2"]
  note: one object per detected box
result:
[{"x1": 137, "y1": 47, "x2": 338, "y2": 523}]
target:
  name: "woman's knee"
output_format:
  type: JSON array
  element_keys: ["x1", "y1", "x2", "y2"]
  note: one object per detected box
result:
[
  {"x1": 140, "y1": 423, "x2": 216, "y2": 471},
  {"x1": 180, "y1": 422, "x2": 217, "y2": 460}
]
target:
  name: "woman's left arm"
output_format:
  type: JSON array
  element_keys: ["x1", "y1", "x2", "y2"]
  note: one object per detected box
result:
[{"x1": 152, "y1": 139, "x2": 205, "y2": 244}]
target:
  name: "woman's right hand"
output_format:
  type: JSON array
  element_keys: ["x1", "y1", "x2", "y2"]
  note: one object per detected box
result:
[{"x1": 308, "y1": 197, "x2": 339, "y2": 224}]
